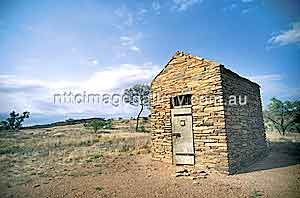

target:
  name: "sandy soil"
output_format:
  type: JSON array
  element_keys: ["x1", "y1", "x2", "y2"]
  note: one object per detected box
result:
[
  {"x1": 3, "y1": 145, "x2": 300, "y2": 198},
  {"x1": 0, "y1": 126, "x2": 299, "y2": 198}
]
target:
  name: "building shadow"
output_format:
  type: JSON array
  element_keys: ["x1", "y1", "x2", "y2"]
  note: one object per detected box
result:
[{"x1": 238, "y1": 141, "x2": 300, "y2": 174}]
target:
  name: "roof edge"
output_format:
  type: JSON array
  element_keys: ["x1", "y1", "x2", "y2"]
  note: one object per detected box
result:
[
  {"x1": 151, "y1": 51, "x2": 261, "y2": 88},
  {"x1": 220, "y1": 66, "x2": 260, "y2": 88}
]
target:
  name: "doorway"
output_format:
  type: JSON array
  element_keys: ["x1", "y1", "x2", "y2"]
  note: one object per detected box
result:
[{"x1": 171, "y1": 94, "x2": 194, "y2": 165}]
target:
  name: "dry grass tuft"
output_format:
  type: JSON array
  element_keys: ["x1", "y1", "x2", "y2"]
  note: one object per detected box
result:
[{"x1": 0, "y1": 121, "x2": 150, "y2": 188}]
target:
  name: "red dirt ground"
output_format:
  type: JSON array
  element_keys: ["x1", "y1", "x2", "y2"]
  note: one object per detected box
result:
[{"x1": 3, "y1": 150, "x2": 299, "y2": 198}]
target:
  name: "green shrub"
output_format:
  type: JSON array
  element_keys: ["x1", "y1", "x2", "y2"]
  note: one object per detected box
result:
[
  {"x1": 0, "y1": 144, "x2": 22, "y2": 155},
  {"x1": 1, "y1": 111, "x2": 30, "y2": 131},
  {"x1": 137, "y1": 125, "x2": 147, "y2": 133},
  {"x1": 95, "y1": 186, "x2": 103, "y2": 191},
  {"x1": 250, "y1": 190, "x2": 263, "y2": 198},
  {"x1": 85, "y1": 120, "x2": 112, "y2": 133}
]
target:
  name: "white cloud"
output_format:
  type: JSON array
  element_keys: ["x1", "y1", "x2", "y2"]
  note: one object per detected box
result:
[
  {"x1": 0, "y1": 63, "x2": 161, "y2": 116},
  {"x1": 120, "y1": 36, "x2": 134, "y2": 45},
  {"x1": 138, "y1": 8, "x2": 148, "y2": 15},
  {"x1": 247, "y1": 74, "x2": 300, "y2": 101},
  {"x1": 172, "y1": 0, "x2": 203, "y2": 12},
  {"x1": 1, "y1": 63, "x2": 160, "y2": 92},
  {"x1": 82, "y1": 63, "x2": 160, "y2": 91},
  {"x1": 130, "y1": 46, "x2": 140, "y2": 52},
  {"x1": 114, "y1": 5, "x2": 149, "y2": 28},
  {"x1": 0, "y1": 75, "x2": 47, "y2": 90},
  {"x1": 242, "y1": 9, "x2": 250, "y2": 14},
  {"x1": 248, "y1": 74, "x2": 282, "y2": 81},
  {"x1": 268, "y1": 22, "x2": 300, "y2": 46},
  {"x1": 241, "y1": 0, "x2": 253, "y2": 3},
  {"x1": 152, "y1": 1, "x2": 161, "y2": 14},
  {"x1": 114, "y1": 5, "x2": 135, "y2": 27},
  {"x1": 223, "y1": 3, "x2": 237, "y2": 12},
  {"x1": 119, "y1": 33, "x2": 142, "y2": 53},
  {"x1": 79, "y1": 58, "x2": 100, "y2": 66},
  {"x1": 89, "y1": 58, "x2": 99, "y2": 65},
  {"x1": 92, "y1": 60, "x2": 98, "y2": 65}
]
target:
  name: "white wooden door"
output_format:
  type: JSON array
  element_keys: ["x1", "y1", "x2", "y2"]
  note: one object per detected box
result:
[{"x1": 172, "y1": 108, "x2": 194, "y2": 165}]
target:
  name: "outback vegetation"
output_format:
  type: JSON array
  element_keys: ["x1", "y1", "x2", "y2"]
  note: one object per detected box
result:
[
  {"x1": 0, "y1": 111, "x2": 30, "y2": 131},
  {"x1": 124, "y1": 84, "x2": 150, "y2": 132},
  {"x1": 264, "y1": 98, "x2": 300, "y2": 135},
  {"x1": 0, "y1": 98, "x2": 299, "y2": 198},
  {"x1": 84, "y1": 119, "x2": 113, "y2": 133},
  {"x1": 0, "y1": 118, "x2": 151, "y2": 197}
]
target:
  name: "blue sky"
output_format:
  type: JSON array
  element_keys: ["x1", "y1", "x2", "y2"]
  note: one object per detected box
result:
[{"x1": 0, "y1": 0, "x2": 299, "y2": 125}]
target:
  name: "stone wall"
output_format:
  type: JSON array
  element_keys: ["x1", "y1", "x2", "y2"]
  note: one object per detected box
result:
[
  {"x1": 151, "y1": 51, "x2": 267, "y2": 174},
  {"x1": 151, "y1": 51, "x2": 230, "y2": 173},
  {"x1": 220, "y1": 67, "x2": 267, "y2": 174}
]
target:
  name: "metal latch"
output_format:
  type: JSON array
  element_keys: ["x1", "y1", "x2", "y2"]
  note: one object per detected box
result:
[{"x1": 172, "y1": 132, "x2": 181, "y2": 137}]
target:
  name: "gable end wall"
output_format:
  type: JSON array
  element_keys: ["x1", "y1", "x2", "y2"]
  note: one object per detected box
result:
[{"x1": 151, "y1": 52, "x2": 230, "y2": 173}]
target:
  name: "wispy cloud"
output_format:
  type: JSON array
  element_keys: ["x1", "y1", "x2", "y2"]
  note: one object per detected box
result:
[
  {"x1": 78, "y1": 58, "x2": 100, "y2": 66},
  {"x1": 241, "y1": 0, "x2": 253, "y2": 3},
  {"x1": 152, "y1": 1, "x2": 161, "y2": 14},
  {"x1": 268, "y1": 22, "x2": 300, "y2": 47},
  {"x1": 88, "y1": 58, "x2": 99, "y2": 65},
  {"x1": 130, "y1": 46, "x2": 140, "y2": 52},
  {"x1": 223, "y1": 3, "x2": 237, "y2": 12},
  {"x1": 241, "y1": 8, "x2": 250, "y2": 14},
  {"x1": 114, "y1": 5, "x2": 148, "y2": 29},
  {"x1": 172, "y1": 0, "x2": 203, "y2": 12},
  {"x1": 114, "y1": 5, "x2": 135, "y2": 28},
  {"x1": 248, "y1": 74, "x2": 300, "y2": 101},
  {"x1": 248, "y1": 74, "x2": 282, "y2": 81},
  {"x1": 119, "y1": 33, "x2": 142, "y2": 53}
]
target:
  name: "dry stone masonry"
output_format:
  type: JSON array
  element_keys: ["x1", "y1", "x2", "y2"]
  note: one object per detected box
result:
[{"x1": 150, "y1": 51, "x2": 267, "y2": 174}]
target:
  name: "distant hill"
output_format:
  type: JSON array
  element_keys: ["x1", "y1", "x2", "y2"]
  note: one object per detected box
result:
[
  {"x1": 0, "y1": 112, "x2": 68, "y2": 126},
  {"x1": 21, "y1": 117, "x2": 106, "y2": 129},
  {"x1": 0, "y1": 113, "x2": 7, "y2": 121}
]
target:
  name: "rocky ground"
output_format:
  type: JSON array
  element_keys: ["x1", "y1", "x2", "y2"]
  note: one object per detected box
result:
[{"x1": 0, "y1": 123, "x2": 299, "y2": 198}]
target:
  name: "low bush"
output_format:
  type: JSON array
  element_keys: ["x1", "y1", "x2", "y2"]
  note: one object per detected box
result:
[
  {"x1": 84, "y1": 120, "x2": 112, "y2": 133},
  {"x1": 1, "y1": 111, "x2": 30, "y2": 131}
]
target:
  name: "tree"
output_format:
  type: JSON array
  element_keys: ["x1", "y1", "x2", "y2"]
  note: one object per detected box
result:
[
  {"x1": 264, "y1": 98, "x2": 300, "y2": 135},
  {"x1": 1, "y1": 111, "x2": 30, "y2": 131},
  {"x1": 85, "y1": 120, "x2": 112, "y2": 133},
  {"x1": 124, "y1": 84, "x2": 150, "y2": 132}
]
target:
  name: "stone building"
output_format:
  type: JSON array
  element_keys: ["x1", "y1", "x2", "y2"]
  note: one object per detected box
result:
[{"x1": 150, "y1": 51, "x2": 267, "y2": 174}]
